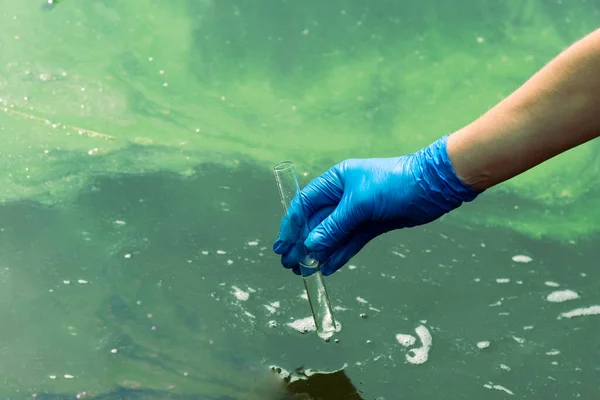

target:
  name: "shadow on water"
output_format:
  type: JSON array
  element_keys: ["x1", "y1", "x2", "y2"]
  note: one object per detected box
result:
[{"x1": 35, "y1": 369, "x2": 363, "y2": 400}]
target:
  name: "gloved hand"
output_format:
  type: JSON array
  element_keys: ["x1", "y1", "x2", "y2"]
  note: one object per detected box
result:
[{"x1": 273, "y1": 135, "x2": 481, "y2": 276}]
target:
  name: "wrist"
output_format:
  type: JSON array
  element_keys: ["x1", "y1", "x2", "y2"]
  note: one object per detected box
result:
[
  {"x1": 446, "y1": 131, "x2": 493, "y2": 191},
  {"x1": 418, "y1": 135, "x2": 481, "y2": 208}
]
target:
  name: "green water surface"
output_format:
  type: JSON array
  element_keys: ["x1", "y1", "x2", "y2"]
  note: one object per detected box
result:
[{"x1": 0, "y1": 1, "x2": 599, "y2": 399}]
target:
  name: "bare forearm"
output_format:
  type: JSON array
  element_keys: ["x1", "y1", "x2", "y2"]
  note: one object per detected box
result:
[{"x1": 448, "y1": 28, "x2": 600, "y2": 191}]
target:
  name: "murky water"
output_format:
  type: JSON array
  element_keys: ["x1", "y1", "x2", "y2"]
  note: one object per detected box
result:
[{"x1": 1, "y1": 1, "x2": 599, "y2": 399}]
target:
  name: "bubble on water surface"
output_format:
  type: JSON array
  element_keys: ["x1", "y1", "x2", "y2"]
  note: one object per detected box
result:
[{"x1": 477, "y1": 341, "x2": 490, "y2": 349}]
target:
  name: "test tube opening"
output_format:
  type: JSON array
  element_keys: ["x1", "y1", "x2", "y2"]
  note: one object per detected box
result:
[{"x1": 273, "y1": 161, "x2": 294, "y2": 172}]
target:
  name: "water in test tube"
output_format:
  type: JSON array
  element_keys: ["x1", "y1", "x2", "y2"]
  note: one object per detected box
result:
[{"x1": 273, "y1": 161, "x2": 338, "y2": 340}]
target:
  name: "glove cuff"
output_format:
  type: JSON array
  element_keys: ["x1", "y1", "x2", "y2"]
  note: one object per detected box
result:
[{"x1": 419, "y1": 135, "x2": 481, "y2": 209}]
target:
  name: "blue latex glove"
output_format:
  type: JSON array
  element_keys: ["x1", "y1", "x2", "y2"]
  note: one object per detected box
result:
[{"x1": 273, "y1": 135, "x2": 481, "y2": 276}]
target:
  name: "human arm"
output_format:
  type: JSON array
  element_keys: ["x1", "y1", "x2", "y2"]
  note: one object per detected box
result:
[
  {"x1": 274, "y1": 28, "x2": 600, "y2": 276},
  {"x1": 449, "y1": 27, "x2": 600, "y2": 190}
]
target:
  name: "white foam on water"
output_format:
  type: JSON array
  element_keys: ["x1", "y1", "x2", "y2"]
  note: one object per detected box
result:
[
  {"x1": 512, "y1": 336, "x2": 525, "y2": 344},
  {"x1": 244, "y1": 311, "x2": 256, "y2": 319},
  {"x1": 477, "y1": 341, "x2": 490, "y2": 349},
  {"x1": 489, "y1": 384, "x2": 514, "y2": 395},
  {"x1": 546, "y1": 349, "x2": 560, "y2": 356},
  {"x1": 64, "y1": 374, "x2": 74, "y2": 379},
  {"x1": 496, "y1": 278, "x2": 510, "y2": 283},
  {"x1": 545, "y1": 281, "x2": 560, "y2": 287},
  {"x1": 392, "y1": 251, "x2": 406, "y2": 258},
  {"x1": 406, "y1": 346, "x2": 429, "y2": 365},
  {"x1": 270, "y1": 301, "x2": 280, "y2": 308},
  {"x1": 500, "y1": 364, "x2": 511, "y2": 371},
  {"x1": 124, "y1": 253, "x2": 132, "y2": 259},
  {"x1": 268, "y1": 320, "x2": 277, "y2": 328},
  {"x1": 286, "y1": 317, "x2": 316, "y2": 333},
  {"x1": 216, "y1": 250, "x2": 227, "y2": 255},
  {"x1": 356, "y1": 297, "x2": 368, "y2": 304},
  {"x1": 333, "y1": 306, "x2": 348, "y2": 311},
  {"x1": 347, "y1": 265, "x2": 357, "y2": 270},
  {"x1": 226, "y1": 259, "x2": 234, "y2": 265},
  {"x1": 512, "y1": 255, "x2": 532, "y2": 263},
  {"x1": 247, "y1": 241, "x2": 259, "y2": 246},
  {"x1": 546, "y1": 290, "x2": 579, "y2": 303},
  {"x1": 523, "y1": 325, "x2": 534, "y2": 330},
  {"x1": 63, "y1": 280, "x2": 70, "y2": 284},
  {"x1": 264, "y1": 304, "x2": 277, "y2": 314},
  {"x1": 300, "y1": 292, "x2": 308, "y2": 300},
  {"x1": 369, "y1": 306, "x2": 381, "y2": 312},
  {"x1": 201, "y1": 251, "x2": 209, "y2": 255},
  {"x1": 406, "y1": 325, "x2": 432, "y2": 365},
  {"x1": 395, "y1": 334, "x2": 416, "y2": 347},
  {"x1": 489, "y1": 300, "x2": 503, "y2": 307},
  {"x1": 231, "y1": 286, "x2": 249, "y2": 301},
  {"x1": 558, "y1": 305, "x2": 600, "y2": 319},
  {"x1": 77, "y1": 279, "x2": 88, "y2": 284}
]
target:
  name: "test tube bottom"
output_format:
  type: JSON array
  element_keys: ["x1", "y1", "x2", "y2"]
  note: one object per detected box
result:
[{"x1": 302, "y1": 269, "x2": 337, "y2": 339}]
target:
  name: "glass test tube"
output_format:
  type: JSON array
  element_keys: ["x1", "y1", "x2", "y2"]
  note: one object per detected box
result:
[{"x1": 273, "y1": 161, "x2": 337, "y2": 340}]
